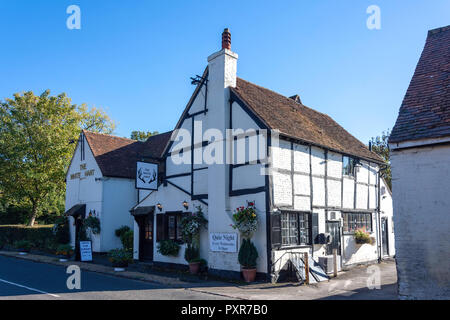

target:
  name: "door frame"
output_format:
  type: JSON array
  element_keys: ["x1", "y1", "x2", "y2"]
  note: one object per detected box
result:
[{"x1": 137, "y1": 213, "x2": 154, "y2": 262}]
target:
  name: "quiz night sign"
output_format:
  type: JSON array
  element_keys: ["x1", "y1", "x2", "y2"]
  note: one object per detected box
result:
[
  {"x1": 136, "y1": 161, "x2": 158, "y2": 190},
  {"x1": 209, "y1": 232, "x2": 238, "y2": 253}
]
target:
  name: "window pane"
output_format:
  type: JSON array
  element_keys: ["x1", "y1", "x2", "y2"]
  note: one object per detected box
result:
[{"x1": 176, "y1": 215, "x2": 183, "y2": 240}]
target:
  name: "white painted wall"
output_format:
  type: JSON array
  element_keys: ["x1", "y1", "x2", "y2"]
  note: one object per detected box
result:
[
  {"x1": 65, "y1": 134, "x2": 103, "y2": 252},
  {"x1": 390, "y1": 143, "x2": 450, "y2": 299},
  {"x1": 101, "y1": 177, "x2": 136, "y2": 252},
  {"x1": 65, "y1": 133, "x2": 136, "y2": 253},
  {"x1": 270, "y1": 139, "x2": 386, "y2": 272}
]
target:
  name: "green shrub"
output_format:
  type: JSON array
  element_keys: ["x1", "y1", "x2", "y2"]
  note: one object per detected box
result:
[
  {"x1": 14, "y1": 239, "x2": 32, "y2": 252},
  {"x1": 120, "y1": 230, "x2": 133, "y2": 251},
  {"x1": 238, "y1": 239, "x2": 258, "y2": 268},
  {"x1": 115, "y1": 225, "x2": 131, "y2": 238},
  {"x1": 157, "y1": 240, "x2": 180, "y2": 256},
  {"x1": 0, "y1": 225, "x2": 54, "y2": 249},
  {"x1": 53, "y1": 216, "x2": 70, "y2": 244},
  {"x1": 84, "y1": 216, "x2": 101, "y2": 235},
  {"x1": 108, "y1": 248, "x2": 133, "y2": 267},
  {"x1": 55, "y1": 244, "x2": 74, "y2": 257},
  {"x1": 184, "y1": 244, "x2": 200, "y2": 263}
]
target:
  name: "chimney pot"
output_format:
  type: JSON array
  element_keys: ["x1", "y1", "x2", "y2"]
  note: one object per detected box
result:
[{"x1": 222, "y1": 28, "x2": 231, "y2": 50}]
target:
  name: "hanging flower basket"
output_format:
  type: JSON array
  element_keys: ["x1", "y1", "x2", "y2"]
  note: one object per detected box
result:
[{"x1": 231, "y1": 202, "x2": 258, "y2": 239}]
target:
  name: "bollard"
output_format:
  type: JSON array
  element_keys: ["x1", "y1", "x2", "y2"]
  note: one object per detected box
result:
[{"x1": 304, "y1": 252, "x2": 309, "y2": 285}]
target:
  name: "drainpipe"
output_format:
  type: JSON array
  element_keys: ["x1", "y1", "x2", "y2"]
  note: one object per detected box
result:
[{"x1": 377, "y1": 164, "x2": 388, "y2": 263}]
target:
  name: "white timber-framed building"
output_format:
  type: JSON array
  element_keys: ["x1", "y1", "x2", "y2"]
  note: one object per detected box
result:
[{"x1": 130, "y1": 29, "x2": 395, "y2": 281}]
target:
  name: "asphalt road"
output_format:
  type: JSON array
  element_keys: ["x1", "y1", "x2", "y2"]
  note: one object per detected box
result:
[{"x1": 0, "y1": 255, "x2": 231, "y2": 300}]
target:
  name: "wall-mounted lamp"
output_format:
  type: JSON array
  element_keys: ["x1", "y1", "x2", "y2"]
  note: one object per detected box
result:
[
  {"x1": 156, "y1": 203, "x2": 163, "y2": 212},
  {"x1": 182, "y1": 200, "x2": 189, "y2": 210}
]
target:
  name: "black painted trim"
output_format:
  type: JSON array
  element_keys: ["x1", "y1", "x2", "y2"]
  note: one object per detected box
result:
[{"x1": 229, "y1": 186, "x2": 266, "y2": 197}]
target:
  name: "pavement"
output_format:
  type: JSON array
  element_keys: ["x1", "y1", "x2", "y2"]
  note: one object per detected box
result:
[{"x1": 0, "y1": 250, "x2": 398, "y2": 300}]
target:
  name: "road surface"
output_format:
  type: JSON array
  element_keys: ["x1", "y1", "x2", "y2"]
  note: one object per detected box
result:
[{"x1": 0, "y1": 255, "x2": 231, "y2": 300}]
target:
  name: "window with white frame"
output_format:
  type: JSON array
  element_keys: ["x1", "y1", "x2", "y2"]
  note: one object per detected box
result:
[{"x1": 342, "y1": 156, "x2": 356, "y2": 177}]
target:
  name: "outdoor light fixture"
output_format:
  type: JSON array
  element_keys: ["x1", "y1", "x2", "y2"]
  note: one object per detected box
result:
[
  {"x1": 157, "y1": 203, "x2": 163, "y2": 212},
  {"x1": 182, "y1": 200, "x2": 189, "y2": 210}
]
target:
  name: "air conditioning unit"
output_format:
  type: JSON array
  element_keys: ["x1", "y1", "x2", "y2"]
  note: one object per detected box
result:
[{"x1": 318, "y1": 255, "x2": 341, "y2": 274}]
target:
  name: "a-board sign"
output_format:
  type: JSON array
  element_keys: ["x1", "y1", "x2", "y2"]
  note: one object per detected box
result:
[
  {"x1": 209, "y1": 232, "x2": 237, "y2": 253},
  {"x1": 80, "y1": 241, "x2": 92, "y2": 262}
]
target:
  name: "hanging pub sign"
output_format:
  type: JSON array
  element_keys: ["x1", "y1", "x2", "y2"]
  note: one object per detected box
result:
[
  {"x1": 136, "y1": 161, "x2": 158, "y2": 190},
  {"x1": 79, "y1": 241, "x2": 92, "y2": 262}
]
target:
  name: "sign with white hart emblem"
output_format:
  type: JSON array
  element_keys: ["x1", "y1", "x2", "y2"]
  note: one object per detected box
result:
[{"x1": 136, "y1": 161, "x2": 158, "y2": 190}]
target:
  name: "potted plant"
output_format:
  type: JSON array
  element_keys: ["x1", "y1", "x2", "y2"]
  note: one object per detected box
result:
[
  {"x1": 56, "y1": 243, "x2": 74, "y2": 261},
  {"x1": 14, "y1": 240, "x2": 32, "y2": 254},
  {"x1": 238, "y1": 239, "x2": 258, "y2": 282},
  {"x1": 157, "y1": 240, "x2": 181, "y2": 257},
  {"x1": 184, "y1": 244, "x2": 201, "y2": 274},
  {"x1": 108, "y1": 248, "x2": 133, "y2": 270},
  {"x1": 354, "y1": 228, "x2": 375, "y2": 245}
]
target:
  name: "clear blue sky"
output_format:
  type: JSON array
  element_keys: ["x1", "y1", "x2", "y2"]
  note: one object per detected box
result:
[{"x1": 1, "y1": 1, "x2": 449, "y2": 143}]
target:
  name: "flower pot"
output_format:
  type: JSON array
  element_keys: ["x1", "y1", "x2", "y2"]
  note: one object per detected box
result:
[
  {"x1": 242, "y1": 268, "x2": 257, "y2": 282},
  {"x1": 189, "y1": 262, "x2": 201, "y2": 274}
]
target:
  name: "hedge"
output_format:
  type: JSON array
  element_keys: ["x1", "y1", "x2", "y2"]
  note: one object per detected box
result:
[{"x1": 0, "y1": 225, "x2": 56, "y2": 251}]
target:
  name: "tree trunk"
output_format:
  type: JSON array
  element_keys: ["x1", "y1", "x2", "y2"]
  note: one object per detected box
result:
[{"x1": 27, "y1": 204, "x2": 37, "y2": 227}]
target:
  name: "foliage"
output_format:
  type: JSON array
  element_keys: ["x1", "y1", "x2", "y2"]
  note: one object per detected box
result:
[
  {"x1": 130, "y1": 130, "x2": 159, "y2": 141},
  {"x1": 84, "y1": 216, "x2": 101, "y2": 235},
  {"x1": 108, "y1": 248, "x2": 133, "y2": 267},
  {"x1": 184, "y1": 243, "x2": 200, "y2": 263},
  {"x1": 0, "y1": 225, "x2": 54, "y2": 249},
  {"x1": 53, "y1": 216, "x2": 70, "y2": 244},
  {"x1": 55, "y1": 243, "x2": 74, "y2": 257},
  {"x1": 157, "y1": 240, "x2": 180, "y2": 257},
  {"x1": 369, "y1": 129, "x2": 391, "y2": 190},
  {"x1": 354, "y1": 228, "x2": 374, "y2": 245},
  {"x1": 0, "y1": 203, "x2": 29, "y2": 225},
  {"x1": 0, "y1": 90, "x2": 115, "y2": 226},
  {"x1": 115, "y1": 225, "x2": 131, "y2": 238},
  {"x1": 231, "y1": 202, "x2": 258, "y2": 239},
  {"x1": 115, "y1": 225, "x2": 133, "y2": 251},
  {"x1": 120, "y1": 230, "x2": 133, "y2": 251},
  {"x1": 238, "y1": 239, "x2": 258, "y2": 269},
  {"x1": 14, "y1": 239, "x2": 32, "y2": 252},
  {"x1": 180, "y1": 206, "x2": 208, "y2": 244}
]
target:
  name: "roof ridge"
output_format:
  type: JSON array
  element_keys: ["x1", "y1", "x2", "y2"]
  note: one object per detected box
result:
[
  {"x1": 82, "y1": 129, "x2": 137, "y2": 142},
  {"x1": 236, "y1": 77, "x2": 332, "y2": 118},
  {"x1": 428, "y1": 25, "x2": 450, "y2": 36}
]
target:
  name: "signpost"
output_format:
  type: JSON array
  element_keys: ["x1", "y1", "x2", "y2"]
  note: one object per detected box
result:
[
  {"x1": 209, "y1": 233, "x2": 237, "y2": 253},
  {"x1": 79, "y1": 241, "x2": 92, "y2": 262},
  {"x1": 136, "y1": 161, "x2": 158, "y2": 190}
]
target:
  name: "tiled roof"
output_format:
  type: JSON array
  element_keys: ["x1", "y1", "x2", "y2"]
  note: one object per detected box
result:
[
  {"x1": 83, "y1": 130, "x2": 171, "y2": 179},
  {"x1": 389, "y1": 25, "x2": 450, "y2": 144},
  {"x1": 232, "y1": 78, "x2": 384, "y2": 163}
]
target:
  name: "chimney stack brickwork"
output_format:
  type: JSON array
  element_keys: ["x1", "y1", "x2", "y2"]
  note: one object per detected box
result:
[{"x1": 222, "y1": 28, "x2": 231, "y2": 50}]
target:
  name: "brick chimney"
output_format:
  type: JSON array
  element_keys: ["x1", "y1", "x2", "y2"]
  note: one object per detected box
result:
[{"x1": 222, "y1": 28, "x2": 231, "y2": 50}]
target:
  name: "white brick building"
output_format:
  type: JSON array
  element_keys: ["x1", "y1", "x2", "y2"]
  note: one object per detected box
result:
[{"x1": 389, "y1": 25, "x2": 450, "y2": 299}]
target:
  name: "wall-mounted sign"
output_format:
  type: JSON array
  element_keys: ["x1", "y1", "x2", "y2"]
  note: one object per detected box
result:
[
  {"x1": 79, "y1": 241, "x2": 92, "y2": 262},
  {"x1": 136, "y1": 161, "x2": 158, "y2": 190},
  {"x1": 210, "y1": 232, "x2": 238, "y2": 253}
]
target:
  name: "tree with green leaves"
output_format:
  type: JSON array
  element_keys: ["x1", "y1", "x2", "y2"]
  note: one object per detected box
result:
[
  {"x1": 0, "y1": 90, "x2": 115, "y2": 226},
  {"x1": 369, "y1": 129, "x2": 391, "y2": 190},
  {"x1": 130, "y1": 130, "x2": 159, "y2": 141}
]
